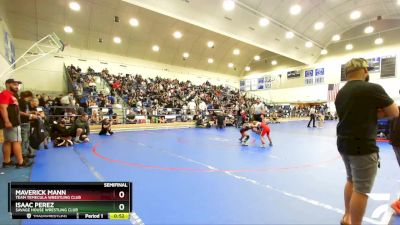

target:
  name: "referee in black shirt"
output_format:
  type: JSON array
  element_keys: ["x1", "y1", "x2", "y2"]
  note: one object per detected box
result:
[{"x1": 335, "y1": 58, "x2": 398, "y2": 225}]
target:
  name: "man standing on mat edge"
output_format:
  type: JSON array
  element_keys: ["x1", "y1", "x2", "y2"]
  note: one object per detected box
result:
[
  {"x1": 335, "y1": 58, "x2": 399, "y2": 225},
  {"x1": 0, "y1": 79, "x2": 33, "y2": 168},
  {"x1": 251, "y1": 98, "x2": 265, "y2": 122},
  {"x1": 307, "y1": 106, "x2": 316, "y2": 128},
  {"x1": 389, "y1": 106, "x2": 400, "y2": 214}
]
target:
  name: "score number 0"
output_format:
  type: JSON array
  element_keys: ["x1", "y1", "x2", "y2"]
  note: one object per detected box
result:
[{"x1": 118, "y1": 191, "x2": 126, "y2": 211}]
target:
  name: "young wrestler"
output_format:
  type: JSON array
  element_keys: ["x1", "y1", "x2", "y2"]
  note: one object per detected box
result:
[
  {"x1": 239, "y1": 123, "x2": 253, "y2": 146},
  {"x1": 253, "y1": 120, "x2": 273, "y2": 148}
]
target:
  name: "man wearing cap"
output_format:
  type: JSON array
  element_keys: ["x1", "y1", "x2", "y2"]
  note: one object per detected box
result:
[
  {"x1": 0, "y1": 79, "x2": 33, "y2": 168},
  {"x1": 335, "y1": 58, "x2": 399, "y2": 225}
]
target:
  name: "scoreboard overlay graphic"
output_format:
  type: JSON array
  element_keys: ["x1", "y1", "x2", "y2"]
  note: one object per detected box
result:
[{"x1": 8, "y1": 182, "x2": 132, "y2": 220}]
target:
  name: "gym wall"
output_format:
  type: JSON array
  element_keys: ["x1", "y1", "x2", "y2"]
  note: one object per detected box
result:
[
  {"x1": 10, "y1": 38, "x2": 240, "y2": 94},
  {"x1": 243, "y1": 43, "x2": 400, "y2": 103}
]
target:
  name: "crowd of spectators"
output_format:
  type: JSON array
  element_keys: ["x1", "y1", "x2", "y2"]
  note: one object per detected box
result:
[{"x1": 66, "y1": 65, "x2": 336, "y2": 127}]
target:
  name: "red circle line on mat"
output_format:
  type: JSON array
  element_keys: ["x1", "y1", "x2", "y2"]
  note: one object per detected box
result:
[{"x1": 92, "y1": 144, "x2": 341, "y2": 173}]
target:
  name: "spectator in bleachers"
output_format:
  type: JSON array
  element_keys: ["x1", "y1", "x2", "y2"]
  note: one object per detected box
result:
[
  {"x1": 188, "y1": 99, "x2": 196, "y2": 115},
  {"x1": 126, "y1": 110, "x2": 137, "y2": 124},
  {"x1": 88, "y1": 98, "x2": 99, "y2": 124},
  {"x1": 79, "y1": 94, "x2": 89, "y2": 113},
  {"x1": 61, "y1": 92, "x2": 74, "y2": 107}
]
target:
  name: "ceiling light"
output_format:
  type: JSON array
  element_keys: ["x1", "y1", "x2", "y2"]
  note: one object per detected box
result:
[
  {"x1": 320, "y1": 49, "x2": 328, "y2": 55},
  {"x1": 208, "y1": 58, "x2": 214, "y2": 64},
  {"x1": 173, "y1": 31, "x2": 182, "y2": 39},
  {"x1": 305, "y1": 41, "x2": 313, "y2": 48},
  {"x1": 285, "y1": 31, "x2": 294, "y2": 39},
  {"x1": 223, "y1": 0, "x2": 235, "y2": 11},
  {"x1": 245, "y1": 66, "x2": 251, "y2": 71},
  {"x1": 254, "y1": 55, "x2": 260, "y2": 61},
  {"x1": 129, "y1": 18, "x2": 139, "y2": 27},
  {"x1": 332, "y1": 34, "x2": 341, "y2": 42},
  {"x1": 271, "y1": 60, "x2": 277, "y2": 65},
  {"x1": 233, "y1": 49, "x2": 240, "y2": 55},
  {"x1": 374, "y1": 37, "x2": 383, "y2": 45},
  {"x1": 398, "y1": 0, "x2": 400, "y2": 5},
  {"x1": 113, "y1": 37, "x2": 121, "y2": 44},
  {"x1": 69, "y1": 1, "x2": 80, "y2": 11},
  {"x1": 228, "y1": 63, "x2": 234, "y2": 68},
  {"x1": 64, "y1": 26, "x2": 73, "y2": 33},
  {"x1": 152, "y1": 45, "x2": 160, "y2": 52},
  {"x1": 290, "y1": 4, "x2": 301, "y2": 15},
  {"x1": 207, "y1": 41, "x2": 214, "y2": 48},
  {"x1": 345, "y1": 44, "x2": 353, "y2": 50},
  {"x1": 259, "y1": 18, "x2": 270, "y2": 27},
  {"x1": 183, "y1": 52, "x2": 189, "y2": 58},
  {"x1": 350, "y1": 10, "x2": 361, "y2": 20},
  {"x1": 314, "y1": 22, "x2": 324, "y2": 30},
  {"x1": 364, "y1": 26, "x2": 374, "y2": 34}
]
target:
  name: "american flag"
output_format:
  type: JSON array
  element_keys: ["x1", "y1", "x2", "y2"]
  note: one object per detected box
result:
[{"x1": 327, "y1": 84, "x2": 340, "y2": 102}]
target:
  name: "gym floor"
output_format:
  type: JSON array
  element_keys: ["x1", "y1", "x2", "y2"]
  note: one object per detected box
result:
[{"x1": 0, "y1": 121, "x2": 399, "y2": 225}]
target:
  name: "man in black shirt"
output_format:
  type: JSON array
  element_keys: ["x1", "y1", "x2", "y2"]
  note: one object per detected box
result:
[
  {"x1": 389, "y1": 107, "x2": 400, "y2": 166},
  {"x1": 216, "y1": 112, "x2": 226, "y2": 129},
  {"x1": 335, "y1": 58, "x2": 398, "y2": 225},
  {"x1": 99, "y1": 119, "x2": 114, "y2": 135},
  {"x1": 19, "y1": 91, "x2": 36, "y2": 158}
]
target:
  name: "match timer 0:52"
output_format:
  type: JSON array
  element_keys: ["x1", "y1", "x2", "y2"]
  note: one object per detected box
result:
[{"x1": 109, "y1": 212, "x2": 130, "y2": 220}]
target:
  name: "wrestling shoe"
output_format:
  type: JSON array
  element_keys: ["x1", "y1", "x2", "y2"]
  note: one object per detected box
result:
[
  {"x1": 16, "y1": 160, "x2": 33, "y2": 168},
  {"x1": 391, "y1": 200, "x2": 400, "y2": 215},
  {"x1": 2, "y1": 161, "x2": 15, "y2": 168}
]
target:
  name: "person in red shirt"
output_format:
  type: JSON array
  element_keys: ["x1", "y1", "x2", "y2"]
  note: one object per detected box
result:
[
  {"x1": 253, "y1": 120, "x2": 273, "y2": 148},
  {"x1": 0, "y1": 79, "x2": 32, "y2": 168}
]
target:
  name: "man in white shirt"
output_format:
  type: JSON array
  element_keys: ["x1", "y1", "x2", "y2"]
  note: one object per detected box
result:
[
  {"x1": 199, "y1": 101, "x2": 207, "y2": 116},
  {"x1": 307, "y1": 107, "x2": 317, "y2": 128},
  {"x1": 188, "y1": 100, "x2": 197, "y2": 115},
  {"x1": 136, "y1": 100, "x2": 142, "y2": 112},
  {"x1": 251, "y1": 99, "x2": 265, "y2": 122}
]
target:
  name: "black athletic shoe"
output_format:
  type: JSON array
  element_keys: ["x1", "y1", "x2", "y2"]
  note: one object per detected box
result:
[
  {"x1": 44, "y1": 145, "x2": 48, "y2": 149},
  {"x1": 2, "y1": 161, "x2": 16, "y2": 168},
  {"x1": 16, "y1": 160, "x2": 33, "y2": 168},
  {"x1": 26, "y1": 154, "x2": 36, "y2": 158}
]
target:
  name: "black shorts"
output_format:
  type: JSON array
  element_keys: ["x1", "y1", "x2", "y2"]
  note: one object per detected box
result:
[
  {"x1": 240, "y1": 128, "x2": 250, "y2": 133},
  {"x1": 253, "y1": 114, "x2": 262, "y2": 122}
]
